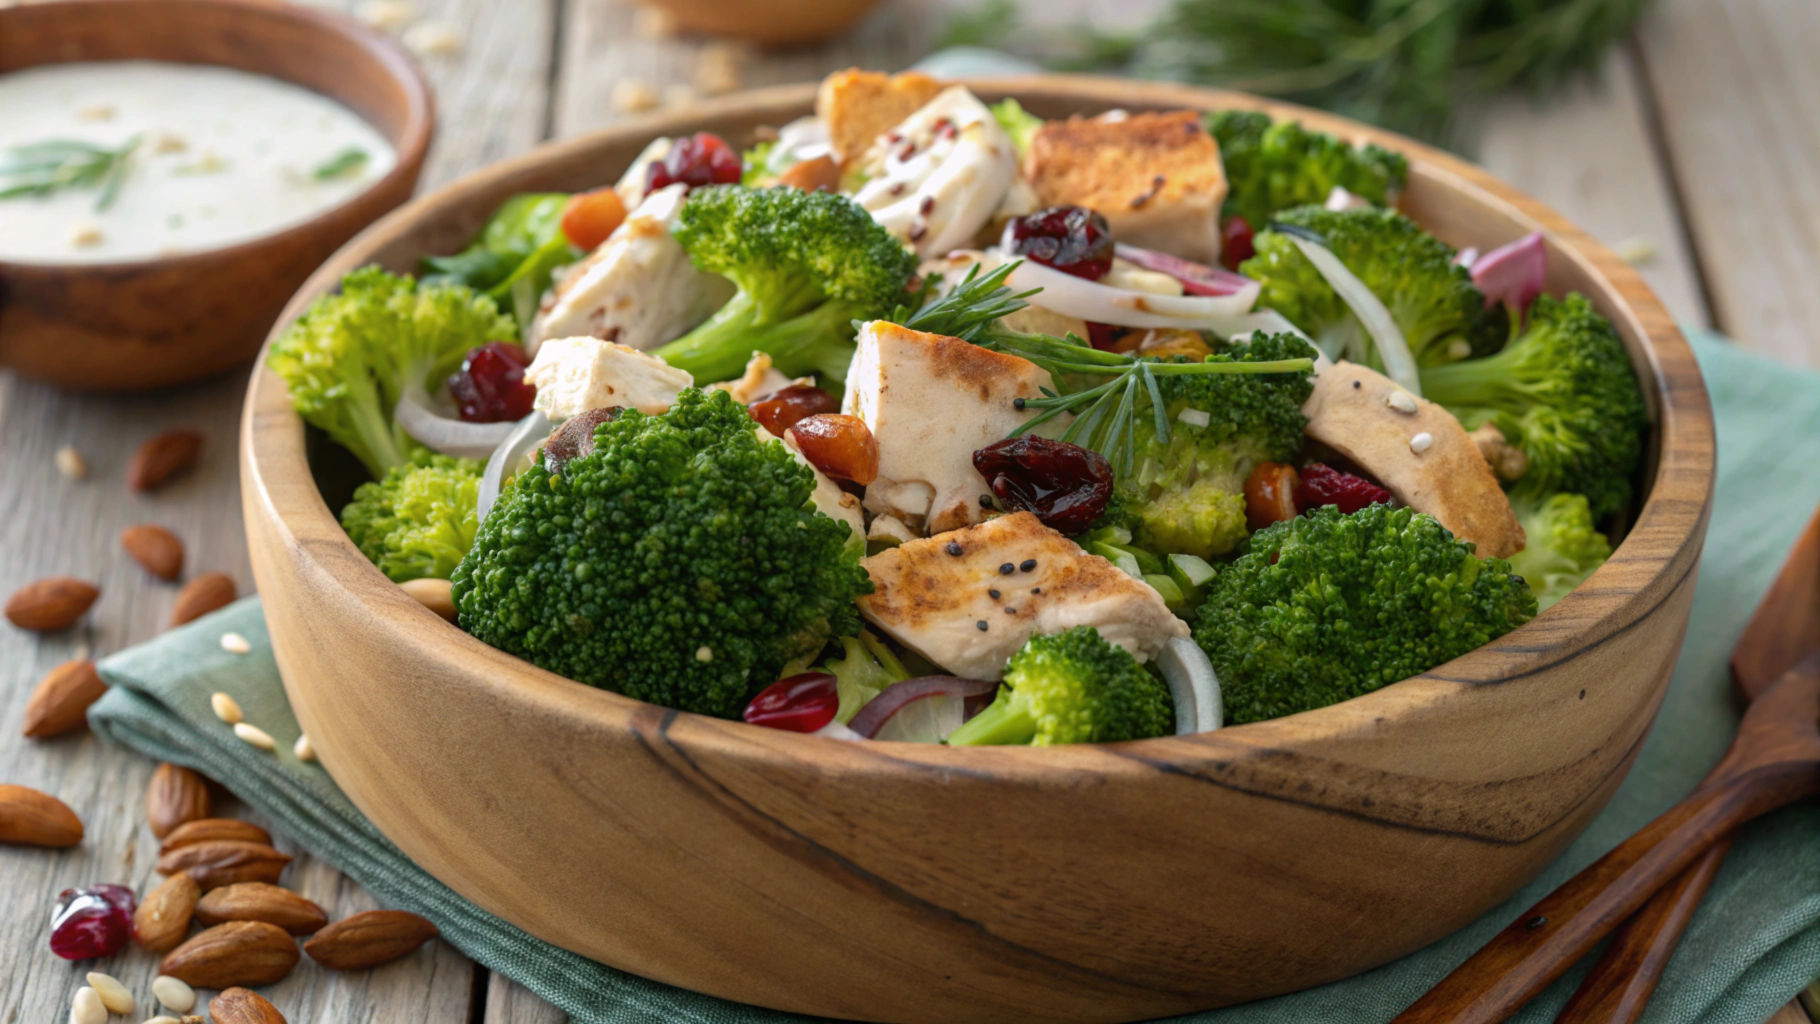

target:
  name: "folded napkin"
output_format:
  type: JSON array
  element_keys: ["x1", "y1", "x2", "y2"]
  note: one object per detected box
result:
[{"x1": 91, "y1": 333, "x2": 1820, "y2": 1024}]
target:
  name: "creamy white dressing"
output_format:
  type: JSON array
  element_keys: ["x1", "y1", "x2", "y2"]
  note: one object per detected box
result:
[{"x1": 0, "y1": 62, "x2": 396, "y2": 264}]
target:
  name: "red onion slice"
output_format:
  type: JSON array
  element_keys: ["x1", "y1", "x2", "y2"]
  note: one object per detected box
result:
[
  {"x1": 848, "y1": 675, "x2": 999, "y2": 741},
  {"x1": 1113, "y1": 243, "x2": 1256, "y2": 297},
  {"x1": 1471, "y1": 231, "x2": 1547, "y2": 316}
]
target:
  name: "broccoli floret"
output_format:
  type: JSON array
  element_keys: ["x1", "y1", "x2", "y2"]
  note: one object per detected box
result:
[
  {"x1": 946, "y1": 627, "x2": 1174, "y2": 746},
  {"x1": 652, "y1": 185, "x2": 918, "y2": 384},
  {"x1": 451, "y1": 388, "x2": 873, "y2": 719},
  {"x1": 1195, "y1": 504, "x2": 1536, "y2": 725},
  {"x1": 1207, "y1": 111, "x2": 1409, "y2": 230},
  {"x1": 820, "y1": 631, "x2": 910, "y2": 724},
  {"x1": 267, "y1": 267, "x2": 516, "y2": 478},
  {"x1": 1120, "y1": 333, "x2": 1317, "y2": 559},
  {"x1": 990, "y1": 98, "x2": 1044, "y2": 157},
  {"x1": 1418, "y1": 293, "x2": 1647, "y2": 519},
  {"x1": 1242, "y1": 206, "x2": 1508, "y2": 369},
  {"x1": 1507, "y1": 492, "x2": 1613, "y2": 611},
  {"x1": 340, "y1": 451, "x2": 482, "y2": 583}
]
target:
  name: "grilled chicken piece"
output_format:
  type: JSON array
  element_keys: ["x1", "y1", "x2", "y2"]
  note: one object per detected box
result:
[
  {"x1": 1023, "y1": 111, "x2": 1228, "y2": 264},
  {"x1": 850, "y1": 86, "x2": 1017, "y2": 258},
  {"x1": 816, "y1": 68, "x2": 944, "y2": 167},
  {"x1": 525, "y1": 336, "x2": 693, "y2": 420},
  {"x1": 859, "y1": 511, "x2": 1190, "y2": 679},
  {"x1": 843, "y1": 320, "x2": 1051, "y2": 535},
  {"x1": 1302, "y1": 361, "x2": 1526, "y2": 558}
]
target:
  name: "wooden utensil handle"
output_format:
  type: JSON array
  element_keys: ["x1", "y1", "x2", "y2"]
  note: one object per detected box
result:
[{"x1": 1551, "y1": 838, "x2": 1731, "y2": 1023}]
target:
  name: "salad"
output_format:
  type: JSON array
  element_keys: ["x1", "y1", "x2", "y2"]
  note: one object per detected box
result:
[{"x1": 269, "y1": 69, "x2": 1646, "y2": 747}]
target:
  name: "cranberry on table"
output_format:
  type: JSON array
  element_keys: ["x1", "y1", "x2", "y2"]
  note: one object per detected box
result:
[
  {"x1": 972, "y1": 436, "x2": 1113, "y2": 535},
  {"x1": 1003, "y1": 205, "x2": 1115, "y2": 281},
  {"x1": 1244, "y1": 461, "x2": 1300, "y2": 532},
  {"x1": 749, "y1": 384, "x2": 839, "y2": 437},
  {"x1": 447, "y1": 342, "x2": 536, "y2": 424},
  {"x1": 1295, "y1": 462, "x2": 1392, "y2": 514},
  {"x1": 788, "y1": 414, "x2": 879, "y2": 486},
  {"x1": 646, "y1": 132, "x2": 743, "y2": 193},
  {"x1": 49, "y1": 884, "x2": 135, "y2": 960},
  {"x1": 1220, "y1": 216, "x2": 1255, "y2": 270},
  {"x1": 744, "y1": 672, "x2": 840, "y2": 733}
]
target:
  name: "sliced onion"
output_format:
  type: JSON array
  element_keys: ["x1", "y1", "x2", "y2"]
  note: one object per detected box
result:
[
  {"x1": 987, "y1": 251, "x2": 1262, "y2": 332},
  {"x1": 395, "y1": 382, "x2": 521, "y2": 460},
  {"x1": 475, "y1": 410, "x2": 552, "y2": 523},
  {"x1": 1288, "y1": 234, "x2": 1420, "y2": 396},
  {"x1": 1454, "y1": 247, "x2": 1479, "y2": 270},
  {"x1": 1112, "y1": 244, "x2": 1255, "y2": 297},
  {"x1": 811, "y1": 720, "x2": 865, "y2": 741},
  {"x1": 1471, "y1": 231, "x2": 1547, "y2": 317},
  {"x1": 848, "y1": 675, "x2": 999, "y2": 741},
  {"x1": 1156, "y1": 636, "x2": 1221, "y2": 734}
]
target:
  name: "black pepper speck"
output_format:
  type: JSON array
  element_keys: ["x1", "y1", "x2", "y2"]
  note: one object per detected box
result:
[
  {"x1": 976, "y1": 620, "x2": 989, "y2": 631},
  {"x1": 979, "y1": 494, "x2": 994, "y2": 508},
  {"x1": 1031, "y1": 587, "x2": 1041, "y2": 594},
  {"x1": 1005, "y1": 607, "x2": 1016, "y2": 615},
  {"x1": 1352, "y1": 380, "x2": 1362, "y2": 389},
  {"x1": 945, "y1": 542, "x2": 963, "y2": 556},
  {"x1": 999, "y1": 563, "x2": 1015, "y2": 575},
  {"x1": 1013, "y1": 397, "x2": 1026, "y2": 410},
  {"x1": 988, "y1": 589, "x2": 1000, "y2": 600},
  {"x1": 1020, "y1": 559, "x2": 1037, "y2": 572}
]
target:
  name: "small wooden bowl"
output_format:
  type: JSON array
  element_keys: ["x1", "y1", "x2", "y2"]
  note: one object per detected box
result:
[
  {"x1": 634, "y1": 0, "x2": 880, "y2": 46},
  {"x1": 242, "y1": 79, "x2": 1714, "y2": 1023},
  {"x1": 0, "y1": 0, "x2": 432, "y2": 391}
]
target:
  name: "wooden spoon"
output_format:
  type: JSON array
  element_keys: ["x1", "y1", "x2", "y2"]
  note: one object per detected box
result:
[{"x1": 1553, "y1": 504, "x2": 1820, "y2": 1022}]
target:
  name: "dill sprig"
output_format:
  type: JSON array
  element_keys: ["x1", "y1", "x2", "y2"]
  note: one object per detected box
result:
[
  {"x1": 312, "y1": 147, "x2": 370, "y2": 181},
  {"x1": 0, "y1": 136, "x2": 141, "y2": 211}
]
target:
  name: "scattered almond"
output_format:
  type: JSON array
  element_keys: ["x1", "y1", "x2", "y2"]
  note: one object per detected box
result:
[
  {"x1": 0, "y1": 783, "x2": 83, "y2": 847},
  {"x1": 234, "y1": 722, "x2": 276, "y2": 750},
  {"x1": 152, "y1": 974, "x2": 197, "y2": 1013},
  {"x1": 160, "y1": 921, "x2": 300, "y2": 988},
  {"x1": 196, "y1": 882, "x2": 328, "y2": 935},
  {"x1": 612, "y1": 78, "x2": 659, "y2": 113},
  {"x1": 170, "y1": 572, "x2": 236, "y2": 627},
  {"x1": 146, "y1": 763, "x2": 212, "y2": 838},
  {"x1": 211, "y1": 691, "x2": 244, "y2": 725},
  {"x1": 23, "y1": 659, "x2": 106, "y2": 738},
  {"x1": 695, "y1": 41, "x2": 745, "y2": 96},
  {"x1": 209, "y1": 988, "x2": 287, "y2": 1024},
  {"x1": 292, "y1": 734, "x2": 315, "y2": 762},
  {"x1": 121, "y1": 524, "x2": 185, "y2": 580},
  {"x1": 402, "y1": 19, "x2": 462, "y2": 56},
  {"x1": 157, "y1": 839, "x2": 292, "y2": 890},
  {"x1": 70, "y1": 986, "x2": 106, "y2": 1024},
  {"x1": 303, "y1": 909, "x2": 439, "y2": 970},
  {"x1": 220, "y1": 631, "x2": 252, "y2": 654},
  {"x1": 135, "y1": 873, "x2": 202, "y2": 953},
  {"x1": 5, "y1": 576, "x2": 100, "y2": 631},
  {"x1": 161, "y1": 817, "x2": 272, "y2": 854},
  {"x1": 86, "y1": 972, "x2": 135, "y2": 1015},
  {"x1": 56, "y1": 445, "x2": 88, "y2": 480},
  {"x1": 127, "y1": 430, "x2": 204, "y2": 492},
  {"x1": 398, "y1": 577, "x2": 456, "y2": 621}
]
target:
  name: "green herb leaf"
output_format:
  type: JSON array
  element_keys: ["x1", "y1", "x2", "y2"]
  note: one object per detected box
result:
[
  {"x1": 0, "y1": 135, "x2": 140, "y2": 211},
  {"x1": 312, "y1": 147, "x2": 370, "y2": 181}
]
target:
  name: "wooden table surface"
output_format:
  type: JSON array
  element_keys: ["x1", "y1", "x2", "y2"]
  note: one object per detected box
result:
[{"x1": 2, "y1": 0, "x2": 1817, "y2": 1021}]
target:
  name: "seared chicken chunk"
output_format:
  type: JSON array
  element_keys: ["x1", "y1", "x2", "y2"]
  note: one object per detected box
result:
[
  {"x1": 1302, "y1": 361, "x2": 1526, "y2": 558},
  {"x1": 843, "y1": 320, "x2": 1051, "y2": 535},
  {"x1": 816, "y1": 68, "x2": 944, "y2": 168},
  {"x1": 525, "y1": 336, "x2": 694, "y2": 420},
  {"x1": 859, "y1": 512, "x2": 1190, "y2": 679},
  {"x1": 850, "y1": 86, "x2": 1017, "y2": 257}
]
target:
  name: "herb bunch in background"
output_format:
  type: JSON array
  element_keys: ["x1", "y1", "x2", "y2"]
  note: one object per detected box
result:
[{"x1": 943, "y1": 0, "x2": 1655, "y2": 142}]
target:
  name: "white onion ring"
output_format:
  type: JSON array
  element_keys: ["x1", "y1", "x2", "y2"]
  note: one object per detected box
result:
[
  {"x1": 475, "y1": 410, "x2": 552, "y2": 523},
  {"x1": 986, "y1": 250, "x2": 1263, "y2": 332},
  {"x1": 1156, "y1": 637, "x2": 1221, "y2": 734},
  {"x1": 1288, "y1": 234, "x2": 1420, "y2": 396},
  {"x1": 395, "y1": 383, "x2": 521, "y2": 461}
]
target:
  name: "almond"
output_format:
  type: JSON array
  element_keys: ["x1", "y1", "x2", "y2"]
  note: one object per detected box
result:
[
  {"x1": 196, "y1": 883, "x2": 327, "y2": 935},
  {"x1": 146, "y1": 763, "x2": 212, "y2": 838},
  {"x1": 157, "y1": 839, "x2": 291, "y2": 890},
  {"x1": 209, "y1": 988, "x2": 287, "y2": 1024},
  {"x1": 169, "y1": 572, "x2": 236, "y2": 627},
  {"x1": 0, "y1": 783, "x2": 83, "y2": 847},
  {"x1": 22, "y1": 659, "x2": 106, "y2": 737},
  {"x1": 135, "y1": 873, "x2": 202, "y2": 953},
  {"x1": 302, "y1": 909, "x2": 438, "y2": 970},
  {"x1": 160, "y1": 817, "x2": 272, "y2": 854},
  {"x1": 127, "y1": 430, "x2": 204, "y2": 492},
  {"x1": 121, "y1": 524, "x2": 185, "y2": 580},
  {"x1": 160, "y1": 921, "x2": 299, "y2": 988},
  {"x1": 4, "y1": 576, "x2": 99, "y2": 631}
]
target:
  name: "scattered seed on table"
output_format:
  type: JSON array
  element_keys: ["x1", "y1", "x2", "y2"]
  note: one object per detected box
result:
[
  {"x1": 56, "y1": 446, "x2": 88, "y2": 480},
  {"x1": 233, "y1": 722, "x2": 275, "y2": 751},
  {"x1": 152, "y1": 975, "x2": 196, "y2": 1013},
  {"x1": 219, "y1": 632, "x2": 251, "y2": 655},
  {"x1": 85, "y1": 972, "x2": 133, "y2": 1015},
  {"x1": 612, "y1": 78, "x2": 659, "y2": 113},
  {"x1": 402, "y1": 19, "x2": 463, "y2": 56},
  {"x1": 355, "y1": 0, "x2": 415, "y2": 30},
  {"x1": 293, "y1": 734, "x2": 316, "y2": 763},
  {"x1": 70, "y1": 987, "x2": 105, "y2": 1024},
  {"x1": 210, "y1": 692, "x2": 242, "y2": 725}
]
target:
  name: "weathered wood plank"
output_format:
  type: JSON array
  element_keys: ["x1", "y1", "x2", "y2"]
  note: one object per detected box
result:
[{"x1": 487, "y1": 974, "x2": 570, "y2": 1024}]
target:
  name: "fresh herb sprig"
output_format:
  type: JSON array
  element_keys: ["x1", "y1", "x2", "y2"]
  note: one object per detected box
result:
[
  {"x1": 312, "y1": 147, "x2": 370, "y2": 181},
  {"x1": 891, "y1": 260, "x2": 1313, "y2": 474},
  {"x1": 0, "y1": 136, "x2": 141, "y2": 210}
]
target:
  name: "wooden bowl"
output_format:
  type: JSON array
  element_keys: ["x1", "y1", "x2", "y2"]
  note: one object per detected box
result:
[
  {"x1": 0, "y1": 0, "x2": 432, "y2": 392},
  {"x1": 241, "y1": 78, "x2": 1714, "y2": 1023},
  {"x1": 634, "y1": 0, "x2": 880, "y2": 46}
]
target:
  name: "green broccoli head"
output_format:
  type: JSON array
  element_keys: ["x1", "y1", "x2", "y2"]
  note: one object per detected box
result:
[
  {"x1": 1195, "y1": 504, "x2": 1536, "y2": 725},
  {"x1": 1418, "y1": 293, "x2": 1648, "y2": 519},
  {"x1": 1241, "y1": 206, "x2": 1508, "y2": 368},
  {"x1": 1507, "y1": 492, "x2": 1614, "y2": 611},
  {"x1": 947, "y1": 626, "x2": 1175, "y2": 746},
  {"x1": 340, "y1": 451, "x2": 482, "y2": 583},
  {"x1": 654, "y1": 185, "x2": 918, "y2": 384},
  {"x1": 1207, "y1": 111, "x2": 1409, "y2": 230},
  {"x1": 268, "y1": 266, "x2": 516, "y2": 478},
  {"x1": 1121, "y1": 333, "x2": 1317, "y2": 559},
  {"x1": 450, "y1": 388, "x2": 874, "y2": 719}
]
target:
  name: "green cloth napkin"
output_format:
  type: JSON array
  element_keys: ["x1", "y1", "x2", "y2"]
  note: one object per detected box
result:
[{"x1": 91, "y1": 333, "x2": 1820, "y2": 1024}]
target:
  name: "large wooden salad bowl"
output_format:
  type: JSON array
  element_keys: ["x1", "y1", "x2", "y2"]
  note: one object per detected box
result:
[{"x1": 242, "y1": 77, "x2": 1714, "y2": 1023}]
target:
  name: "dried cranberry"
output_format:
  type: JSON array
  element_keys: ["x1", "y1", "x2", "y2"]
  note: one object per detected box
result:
[
  {"x1": 1002, "y1": 205, "x2": 1114, "y2": 281},
  {"x1": 646, "y1": 132, "x2": 743, "y2": 194},
  {"x1": 1085, "y1": 321, "x2": 1122, "y2": 351},
  {"x1": 744, "y1": 672, "x2": 840, "y2": 733},
  {"x1": 1220, "y1": 216, "x2": 1255, "y2": 270},
  {"x1": 972, "y1": 436, "x2": 1113, "y2": 535},
  {"x1": 447, "y1": 342, "x2": 536, "y2": 424},
  {"x1": 50, "y1": 884, "x2": 135, "y2": 960},
  {"x1": 1295, "y1": 462, "x2": 1392, "y2": 514},
  {"x1": 749, "y1": 384, "x2": 839, "y2": 436}
]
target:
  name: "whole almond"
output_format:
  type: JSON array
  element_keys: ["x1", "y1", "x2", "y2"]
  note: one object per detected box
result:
[
  {"x1": 0, "y1": 783, "x2": 83, "y2": 847},
  {"x1": 4, "y1": 577, "x2": 99, "y2": 631},
  {"x1": 160, "y1": 817, "x2": 272, "y2": 854},
  {"x1": 22, "y1": 659, "x2": 106, "y2": 737},
  {"x1": 160, "y1": 921, "x2": 299, "y2": 988},
  {"x1": 135, "y1": 873, "x2": 202, "y2": 953},
  {"x1": 127, "y1": 430, "x2": 204, "y2": 492},
  {"x1": 210, "y1": 988, "x2": 287, "y2": 1024},
  {"x1": 146, "y1": 763, "x2": 212, "y2": 838},
  {"x1": 170, "y1": 572, "x2": 236, "y2": 627},
  {"x1": 122, "y1": 524, "x2": 185, "y2": 580},
  {"x1": 196, "y1": 883, "x2": 327, "y2": 936},
  {"x1": 157, "y1": 839, "x2": 291, "y2": 890},
  {"x1": 303, "y1": 909, "x2": 438, "y2": 970}
]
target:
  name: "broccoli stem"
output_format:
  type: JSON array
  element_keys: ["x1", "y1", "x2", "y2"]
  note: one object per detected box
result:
[
  {"x1": 945, "y1": 689, "x2": 1037, "y2": 746},
  {"x1": 655, "y1": 293, "x2": 861, "y2": 385}
]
